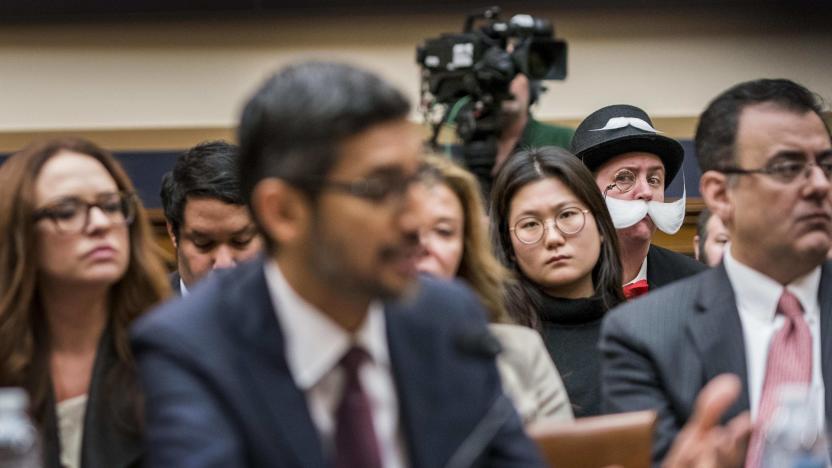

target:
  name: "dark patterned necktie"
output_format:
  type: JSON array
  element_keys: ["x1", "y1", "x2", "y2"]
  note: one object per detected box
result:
[{"x1": 334, "y1": 346, "x2": 382, "y2": 468}]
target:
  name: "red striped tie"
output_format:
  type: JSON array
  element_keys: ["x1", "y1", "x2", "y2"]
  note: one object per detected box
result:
[{"x1": 744, "y1": 290, "x2": 813, "y2": 468}]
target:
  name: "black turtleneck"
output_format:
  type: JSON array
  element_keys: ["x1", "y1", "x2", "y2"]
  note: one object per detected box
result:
[{"x1": 537, "y1": 294, "x2": 607, "y2": 418}]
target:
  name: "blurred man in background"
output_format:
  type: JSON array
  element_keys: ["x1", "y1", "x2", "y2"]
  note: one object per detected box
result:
[
  {"x1": 694, "y1": 207, "x2": 730, "y2": 267},
  {"x1": 160, "y1": 140, "x2": 262, "y2": 295}
]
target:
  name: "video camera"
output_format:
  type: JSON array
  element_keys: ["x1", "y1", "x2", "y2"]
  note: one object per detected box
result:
[{"x1": 416, "y1": 6, "x2": 567, "y2": 197}]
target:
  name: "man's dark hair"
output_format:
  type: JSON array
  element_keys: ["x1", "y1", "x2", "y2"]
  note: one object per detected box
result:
[
  {"x1": 237, "y1": 61, "x2": 410, "y2": 207},
  {"x1": 160, "y1": 140, "x2": 243, "y2": 240},
  {"x1": 695, "y1": 78, "x2": 828, "y2": 173},
  {"x1": 696, "y1": 207, "x2": 713, "y2": 261}
]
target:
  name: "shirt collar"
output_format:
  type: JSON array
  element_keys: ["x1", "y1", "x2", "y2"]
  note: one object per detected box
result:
[
  {"x1": 723, "y1": 244, "x2": 821, "y2": 322},
  {"x1": 625, "y1": 256, "x2": 648, "y2": 286},
  {"x1": 180, "y1": 278, "x2": 190, "y2": 297},
  {"x1": 263, "y1": 259, "x2": 390, "y2": 390}
]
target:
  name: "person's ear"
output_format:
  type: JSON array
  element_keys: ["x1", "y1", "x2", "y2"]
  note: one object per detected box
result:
[
  {"x1": 700, "y1": 171, "x2": 732, "y2": 231},
  {"x1": 693, "y1": 234, "x2": 701, "y2": 261},
  {"x1": 251, "y1": 179, "x2": 311, "y2": 248},
  {"x1": 165, "y1": 221, "x2": 178, "y2": 250}
]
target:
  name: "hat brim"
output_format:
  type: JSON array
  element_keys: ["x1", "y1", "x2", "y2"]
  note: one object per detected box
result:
[{"x1": 577, "y1": 134, "x2": 684, "y2": 187}]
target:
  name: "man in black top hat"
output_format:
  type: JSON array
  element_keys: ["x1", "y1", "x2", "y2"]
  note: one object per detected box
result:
[{"x1": 571, "y1": 104, "x2": 704, "y2": 297}]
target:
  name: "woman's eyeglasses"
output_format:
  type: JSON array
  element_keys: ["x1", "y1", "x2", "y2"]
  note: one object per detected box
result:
[
  {"x1": 510, "y1": 207, "x2": 591, "y2": 245},
  {"x1": 33, "y1": 191, "x2": 136, "y2": 234}
]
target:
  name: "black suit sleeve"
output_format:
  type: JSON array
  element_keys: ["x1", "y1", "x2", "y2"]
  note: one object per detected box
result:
[{"x1": 600, "y1": 306, "x2": 682, "y2": 466}]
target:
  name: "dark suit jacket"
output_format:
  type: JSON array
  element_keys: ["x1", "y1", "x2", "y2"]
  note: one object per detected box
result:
[
  {"x1": 131, "y1": 259, "x2": 544, "y2": 468},
  {"x1": 168, "y1": 271, "x2": 181, "y2": 296},
  {"x1": 43, "y1": 329, "x2": 142, "y2": 468},
  {"x1": 646, "y1": 244, "x2": 706, "y2": 290},
  {"x1": 600, "y1": 262, "x2": 832, "y2": 466}
]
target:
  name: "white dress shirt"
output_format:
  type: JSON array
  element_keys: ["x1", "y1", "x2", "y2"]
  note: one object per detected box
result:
[
  {"x1": 723, "y1": 246, "x2": 825, "y2": 427},
  {"x1": 57, "y1": 394, "x2": 87, "y2": 468},
  {"x1": 624, "y1": 256, "x2": 648, "y2": 286},
  {"x1": 263, "y1": 260, "x2": 407, "y2": 468},
  {"x1": 179, "y1": 278, "x2": 190, "y2": 297}
]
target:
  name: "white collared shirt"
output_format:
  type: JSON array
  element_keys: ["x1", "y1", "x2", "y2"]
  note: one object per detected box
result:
[
  {"x1": 263, "y1": 260, "x2": 407, "y2": 468},
  {"x1": 179, "y1": 278, "x2": 190, "y2": 297},
  {"x1": 723, "y1": 246, "x2": 825, "y2": 427},
  {"x1": 624, "y1": 256, "x2": 648, "y2": 286}
]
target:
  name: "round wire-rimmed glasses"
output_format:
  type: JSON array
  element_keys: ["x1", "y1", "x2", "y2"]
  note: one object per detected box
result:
[
  {"x1": 32, "y1": 191, "x2": 136, "y2": 234},
  {"x1": 510, "y1": 207, "x2": 591, "y2": 245}
]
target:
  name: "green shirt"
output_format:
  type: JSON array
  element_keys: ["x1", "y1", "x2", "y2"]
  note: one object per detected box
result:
[{"x1": 520, "y1": 117, "x2": 574, "y2": 151}]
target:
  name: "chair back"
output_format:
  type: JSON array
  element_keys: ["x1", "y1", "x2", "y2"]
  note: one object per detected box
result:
[{"x1": 528, "y1": 410, "x2": 657, "y2": 468}]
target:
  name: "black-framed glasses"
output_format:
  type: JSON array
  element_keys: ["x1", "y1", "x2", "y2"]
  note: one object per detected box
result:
[
  {"x1": 719, "y1": 158, "x2": 832, "y2": 184},
  {"x1": 32, "y1": 191, "x2": 136, "y2": 234},
  {"x1": 510, "y1": 207, "x2": 591, "y2": 245},
  {"x1": 319, "y1": 164, "x2": 431, "y2": 204}
]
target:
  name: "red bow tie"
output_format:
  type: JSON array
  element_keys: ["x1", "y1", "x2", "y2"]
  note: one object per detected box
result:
[{"x1": 623, "y1": 279, "x2": 649, "y2": 299}]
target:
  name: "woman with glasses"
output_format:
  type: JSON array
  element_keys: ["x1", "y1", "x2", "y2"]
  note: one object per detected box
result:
[
  {"x1": 415, "y1": 155, "x2": 574, "y2": 425},
  {"x1": 490, "y1": 147, "x2": 625, "y2": 417},
  {"x1": 0, "y1": 138, "x2": 170, "y2": 468}
]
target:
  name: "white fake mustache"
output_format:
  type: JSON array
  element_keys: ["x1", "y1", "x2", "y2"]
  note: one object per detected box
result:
[{"x1": 604, "y1": 184, "x2": 686, "y2": 235}]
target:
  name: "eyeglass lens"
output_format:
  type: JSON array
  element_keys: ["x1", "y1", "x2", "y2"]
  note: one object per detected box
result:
[
  {"x1": 767, "y1": 158, "x2": 832, "y2": 183},
  {"x1": 38, "y1": 193, "x2": 135, "y2": 233},
  {"x1": 607, "y1": 169, "x2": 636, "y2": 194},
  {"x1": 513, "y1": 208, "x2": 587, "y2": 244}
]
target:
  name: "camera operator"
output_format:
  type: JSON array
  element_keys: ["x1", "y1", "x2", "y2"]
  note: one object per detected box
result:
[
  {"x1": 417, "y1": 7, "x2": 568, "y2": 197},
  {"x1": 493, "y1": 73, "x2": 573, "y2": 174}
]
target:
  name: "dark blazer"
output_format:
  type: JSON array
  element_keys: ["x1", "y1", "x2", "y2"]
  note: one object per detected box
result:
[
  {"x1": 646, "y1": 244, "x2": 706, "y2": 290},
  {"x1": 131, "y1": 259, "x2": 544, "y2": 468},
  {"x1": 600, "y1": 262, "x2": 832, "y2": 466},
  {"x1": 168, "y1": 271, "x2": 182, "y2": 296},
  {"x1": 43, "y1": 329, "x2": 142, "y2": 468}
]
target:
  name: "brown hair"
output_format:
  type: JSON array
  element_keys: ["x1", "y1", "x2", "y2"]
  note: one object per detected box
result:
[
  {"x1": 0, "y1": 137, "x2": 170, "y2": 429},
  {"x1": 422, "y1": 155, "x2": 512, "y2": 323}
]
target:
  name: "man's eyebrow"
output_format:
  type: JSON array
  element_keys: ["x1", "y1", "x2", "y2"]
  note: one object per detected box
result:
[{"x1": 233, "y1": 225, "x2": 259, "y2": 236}]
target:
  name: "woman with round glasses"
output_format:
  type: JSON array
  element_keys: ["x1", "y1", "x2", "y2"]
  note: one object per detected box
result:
[
  {"x1": 0, "y1": 138, "x2": 170, "y2": 468},
  {"x1": 490, "y1": 147, "x2": 625, "y2": 417},
  {"x1": 414, "y1": 155, "x2": 574, "y2": 425}
]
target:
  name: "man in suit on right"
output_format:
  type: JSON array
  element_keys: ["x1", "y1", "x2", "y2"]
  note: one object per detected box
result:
[{"x1": 601, "y1": 78, "x2": 832, "y2": 467}]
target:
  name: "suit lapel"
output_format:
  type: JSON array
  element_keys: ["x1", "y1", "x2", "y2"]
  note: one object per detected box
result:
[
  {"x1": 686, "y1": 265, "x2": 751, "y2": 419},
  {"x1": 80, "y1": 329, "x2": 142, "y2": 468},
  {"x1": 227, "y1": 260, "x2": 327, "y2": 468},
  {"x1": 819, "y1": 262, "x2": 832, "y2": 427},
  {"x1": 385, "y1": 301, "x2": 445, "y2": 468}
]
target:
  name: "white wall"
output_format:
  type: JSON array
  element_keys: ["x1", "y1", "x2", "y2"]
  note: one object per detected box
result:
[{"x1": 0, "y1": 6, "x2": 829, "y2": 132}]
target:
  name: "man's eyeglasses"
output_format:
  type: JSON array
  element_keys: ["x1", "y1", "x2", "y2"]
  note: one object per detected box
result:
[
  {"x1": 33, "y1": 191, "x2": 136, "y2": 234},
  {"x1": 719, "y1": 158, "x2": 832, "y2": 184},
  {"x1": 603, "y1": 168, "x2": 664, "y2": 196},
  {"x1": 510, "y1": 207, "x2": 591, "y2": 245},
  {"x1": 318, "y1": 164, "x2": 432, "y2": 204}
]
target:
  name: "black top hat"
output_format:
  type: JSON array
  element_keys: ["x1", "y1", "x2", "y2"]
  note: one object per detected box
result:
[{"x1": 570, "y1": 104, "x2": 684, "y2": 186}]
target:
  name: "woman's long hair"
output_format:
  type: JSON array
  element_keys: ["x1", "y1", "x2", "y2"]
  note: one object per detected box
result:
[
  {"x1": 0, "y1": 137, "x2": 171, "y2": 430},
  {"x1": 489, "y1": 147, "x2": 625, "y2": 328},
  {"x1": 422, "y1": 155, "x2": 512, "y2": 323}
]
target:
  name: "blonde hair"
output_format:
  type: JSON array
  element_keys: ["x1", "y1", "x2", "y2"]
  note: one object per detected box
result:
[{"x1": 423, "y1": 155, "x2": 512, "y2": 323}]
